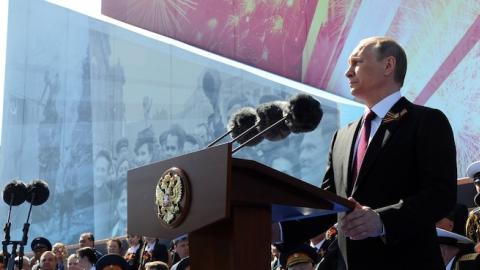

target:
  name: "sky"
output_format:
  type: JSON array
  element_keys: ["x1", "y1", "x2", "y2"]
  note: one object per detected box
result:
[{"x1": 0, "y1": 0, "x2": 101, "y2": 145}]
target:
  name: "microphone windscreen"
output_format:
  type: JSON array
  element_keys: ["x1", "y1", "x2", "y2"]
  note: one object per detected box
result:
[
  {"x1": 286, "y1": 94, "x2": 323, "y2": 133},
  {"x1": 228, "y1": 107, "x2": 264, "y2": 146},
  {"x1": 2, "y1": 180, "x2": 28, "y2": 206},
  {"x1": 475, "y1": 193, "x2": 480, "y2": 207},
  {"x1": 26, "y1": 179, "x2": 50, "y2": 206},
  {"x1": 256, "y1": 101, "x2": 291, "y2": 141}
]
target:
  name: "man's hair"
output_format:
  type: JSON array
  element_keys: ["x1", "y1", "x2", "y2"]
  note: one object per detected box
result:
[
  {"x1": 76, "y1": 247, "x2": 97, "y2": 264},
  {"x1": 361, "y1": 36, "x2": 407, "y2": 87},
  {"x1": 67, "y1": 254, "x2": 78, "y2": 262},
  {"x1": 145, "y1": 261, "x2": 169, "y2": 270},
  {"x1": 40, "y1": 251, "x2": 56, "y2": 264},
  {"x1": 173, "y1": 235, "x2": 188, "y2": 246},
  {"x1": 81, "y1": 232, "x2": 95, "y2": 242}
]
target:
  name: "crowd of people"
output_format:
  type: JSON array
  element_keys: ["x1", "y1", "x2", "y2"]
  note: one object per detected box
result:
[{"x1": 0, "y1": 233, "x2": 190, "y2": 270}]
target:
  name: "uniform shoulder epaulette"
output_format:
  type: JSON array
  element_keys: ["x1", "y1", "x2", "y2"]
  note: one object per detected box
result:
[{"x1": 458, "y1": 253, "x2": 480, "y2": 261}]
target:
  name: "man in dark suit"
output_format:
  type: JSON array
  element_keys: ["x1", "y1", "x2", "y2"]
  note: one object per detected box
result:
[
  {"x1": 281, "y1": 36, "x2": 457, "y2": 269},
  {"x1": 138, "y1": 237, "x2": 169, "y2": 269}
]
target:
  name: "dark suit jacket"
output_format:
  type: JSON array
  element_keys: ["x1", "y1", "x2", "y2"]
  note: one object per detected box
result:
[
  {"x1": 283, "y1": 97, "x2": 457, "y2": 270},
  {"x1": 139, "y1": 240, "x2": 169, "y2": 267}
]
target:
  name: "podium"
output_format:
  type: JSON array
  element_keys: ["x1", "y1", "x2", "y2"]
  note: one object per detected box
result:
[{"x1": 127, "y1": 143, "x2": 354, "y2": 269}]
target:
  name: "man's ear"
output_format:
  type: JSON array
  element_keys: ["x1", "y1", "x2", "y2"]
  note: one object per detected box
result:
[{"x1": 384, "y1": 56, "x2": 396, "y2": 77}]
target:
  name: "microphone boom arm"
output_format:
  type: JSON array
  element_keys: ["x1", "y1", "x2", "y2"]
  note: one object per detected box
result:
[{"x1": 232, "y1": 115, "x2": 288, "y2": 154}]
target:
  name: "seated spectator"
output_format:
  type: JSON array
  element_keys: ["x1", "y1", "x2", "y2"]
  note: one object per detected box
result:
[
  {"x1": 107, "y1": 238, "x2": 123, "y2": 255},
  {"x1": 79, "y1": 232, "x2": 103, "y2": 260},
  {"x1": 124, "y1": 235, "x2": 142, "y2": 270},
  {"x1": 170, "y1": 235, "x2": 188, "y2": 266},
  {"x1": 76, "y1": 248, "x2": 97, "y2": 270},
  {"x1": 39, "y1": 251, "x2": 57, "y2": 270},
  {"x1": 145, "y1": 261, "x2": 169, "y2": 270},
  {"x1": 140, "y1": 237, "x2": 169, "y2": 268},
  {"x1": 66, "y1": 254, "x2": 78, "y2": 270},
  {"x1": 170, "y1": 257, "x2": 190, "y2": 270},
  {"x1": 52, "y1": 243, "x2": 68, "y2": 270}
]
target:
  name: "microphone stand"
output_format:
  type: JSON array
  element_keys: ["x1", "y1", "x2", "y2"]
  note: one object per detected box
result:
[
  {"x1": 207, "y1": 122, "x2": 261, "y2": 148},
  {"x1": 2, "y1": 197, "x2": 34, "y2": 270},
  {"x1": 206, "y1": 129, "x2": 233, "y2": 148},
  {"x1": 2, "y1": 201, "x2": 13, "y2": 269}
]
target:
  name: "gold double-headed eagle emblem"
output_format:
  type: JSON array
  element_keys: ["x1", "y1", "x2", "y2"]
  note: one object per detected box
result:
[{"x1": 155, "y1": 167, "x2": 190, "y2": 228}]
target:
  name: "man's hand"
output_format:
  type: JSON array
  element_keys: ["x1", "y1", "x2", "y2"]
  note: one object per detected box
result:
[{"x1": 339, "y1": 197, "x2": 384, "y2": 240}]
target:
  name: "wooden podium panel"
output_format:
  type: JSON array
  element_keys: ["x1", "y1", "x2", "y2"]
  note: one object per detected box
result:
[
  {"x1": 127, "y1": 143, "x2": 354, "y2": 269},
  {"x1": 127, "y1": 143, "x2": 232, "y2": 239}
]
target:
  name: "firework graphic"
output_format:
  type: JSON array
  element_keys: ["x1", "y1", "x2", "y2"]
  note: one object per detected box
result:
[
  {"x1": 102, "y1": 0, "x2": 480, "y2": 175},
  {"x1": 128, "y1": 0, "x2": 197, "y2": 37}
]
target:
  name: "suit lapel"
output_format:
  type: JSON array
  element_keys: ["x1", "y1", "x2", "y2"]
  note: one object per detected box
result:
[
  {"x1": 351, "y1": 97, "x2": 410, "y2": 196},
  {"x1": 339, "y1": 119, "x2": 362, "y2": 197}
]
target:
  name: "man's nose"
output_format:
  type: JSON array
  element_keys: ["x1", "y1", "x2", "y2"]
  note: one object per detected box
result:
[{"x1": 345, "y1": 66, "x2": 354, "y2": 78}]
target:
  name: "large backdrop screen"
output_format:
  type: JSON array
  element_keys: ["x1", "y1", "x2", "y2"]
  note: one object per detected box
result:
[
  {"x1": 102, "y1": 0, "x2": 480, "y2": 177},
  {"x1": 0, "y1": 0, "x2": 362, "y2": 245}
]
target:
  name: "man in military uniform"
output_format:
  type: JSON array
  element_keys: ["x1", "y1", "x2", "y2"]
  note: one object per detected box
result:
[
  {"x1": 437, "y1": 228, "x2": 480, "y2": 270},
  {"x1": 466, "y1": 161, "x2": 480, "y2": 252},
  {"x1": 279, "y1": 244, "x2": 319, "y2": 270},
  {"x1": 96, "y1": 254, "x2": 128, "y2": 270},
  {"x1": 30, "y1": 237, "x2": 52, "y2": 269}
]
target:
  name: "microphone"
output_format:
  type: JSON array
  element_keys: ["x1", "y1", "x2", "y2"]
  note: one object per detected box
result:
[
  {"x1": 25, "y1": 180, "x2": 49, "y2": 206},
  {"x1": 2, "y1": 179, "x2": 49, "y2": 270},
  {"x1": 2, "y1": 180, "x2": 27, "y2": 270},
  {"x1": 206, "y1": 107, "x2": 262, "y2": 147},
  {"x1": 474, "y1": 193, "x2": 480, "y2": 207},
  {"x1": 2, "y1": 180, "x2": 28, "y2": 206},
  {"x1": 256, "y1": 101, "x2": 291, "y2": 141},
  {"x1": 285, "y1": 94, "x2": 323, "y2": 133},
  {"x1": 232, "y1": 94, "x2": 323, "y2": 154},
  {"x1": 227, "y1": 107, "x2": 264, "y2": 146}
]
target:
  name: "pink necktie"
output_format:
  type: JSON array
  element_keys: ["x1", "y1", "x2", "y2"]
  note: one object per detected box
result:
[{"x1": 352, "y1": 110, "x2": 376, "y2": 183}]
